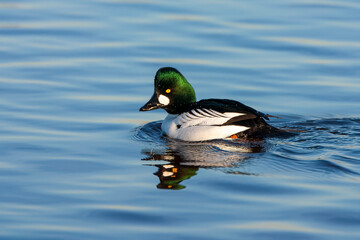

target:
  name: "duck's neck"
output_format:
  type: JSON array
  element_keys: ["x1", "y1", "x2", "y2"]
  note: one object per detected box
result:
[{"x1": 164, "y1": 102, "x2": 194, "y2": 115}]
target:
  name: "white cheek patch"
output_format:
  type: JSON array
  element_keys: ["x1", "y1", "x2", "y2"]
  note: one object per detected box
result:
[{"x1": 158, "y1": 94, "x2": 170, "y2": 105}]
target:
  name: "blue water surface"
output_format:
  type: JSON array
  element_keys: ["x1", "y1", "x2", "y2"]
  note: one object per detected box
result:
[{"x1": 0, "y1": 0, "x2": 360, "y2": 239}]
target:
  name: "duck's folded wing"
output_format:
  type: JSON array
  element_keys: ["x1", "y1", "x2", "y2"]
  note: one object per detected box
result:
[
  {"x1": 175, "y1": 108, "x2": 254, "y2": 128},
  {"x1": 194, "y1": 99, "x2": 269, "y2": 120}
]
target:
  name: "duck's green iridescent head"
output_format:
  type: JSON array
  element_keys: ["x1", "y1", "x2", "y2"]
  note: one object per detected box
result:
[{"x1": 139, "y1": 67, "x2": 196, "y2": 114}]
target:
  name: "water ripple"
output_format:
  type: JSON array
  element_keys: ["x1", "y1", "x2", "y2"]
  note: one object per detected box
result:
[{"x1": 136, "y1": 118, "x2": 360, "y2": 180}]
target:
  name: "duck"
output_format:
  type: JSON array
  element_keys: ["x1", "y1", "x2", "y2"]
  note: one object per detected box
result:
[{"x1": 139, "y1": 67, "x2": 281, "y2": 141}]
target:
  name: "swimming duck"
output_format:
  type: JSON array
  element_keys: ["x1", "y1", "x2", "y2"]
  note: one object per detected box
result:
[{"x1": 139, "y1": 67, "x2": 279, "y2": 141}]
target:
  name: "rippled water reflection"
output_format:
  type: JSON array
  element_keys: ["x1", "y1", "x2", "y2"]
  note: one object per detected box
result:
[{"x1": 1, "y1": 0, "x2": 360, "y2": 239}]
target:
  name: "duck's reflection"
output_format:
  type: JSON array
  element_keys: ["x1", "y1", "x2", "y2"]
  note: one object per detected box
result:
[
  {"x1": 141, "y1": 137, "x2": 264, "y2": 190},
  {"x1": 154, "y1": 163, "x2": 197, "y2": 190}
]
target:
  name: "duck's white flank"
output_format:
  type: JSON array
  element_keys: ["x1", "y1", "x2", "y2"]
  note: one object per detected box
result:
[{"x1": 161, "y1": 109, "x2": 250, "y2": 141}]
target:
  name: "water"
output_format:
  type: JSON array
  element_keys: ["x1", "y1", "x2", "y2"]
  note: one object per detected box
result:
[{"x1": 1, "y1": 0, "x2": 360, "y2": 239}]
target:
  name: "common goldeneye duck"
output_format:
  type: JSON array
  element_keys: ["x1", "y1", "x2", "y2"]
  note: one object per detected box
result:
[{"x1": 139, "y1": 67, "x2": 280, "y2": 141}]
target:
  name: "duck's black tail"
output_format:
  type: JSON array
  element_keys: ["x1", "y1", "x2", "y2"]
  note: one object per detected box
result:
[{"x1": 231, "y1": 118, "x2": 297, "y2": 140}]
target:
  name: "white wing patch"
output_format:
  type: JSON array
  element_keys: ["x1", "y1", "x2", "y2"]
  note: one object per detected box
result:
[{"x1": 161, "y1": 109, "x2": 250, "y2": 141}]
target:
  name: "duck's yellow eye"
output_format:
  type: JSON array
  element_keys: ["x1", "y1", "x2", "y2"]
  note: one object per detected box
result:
[{"x1": 165, "y1": 89, "x2": 171, "y2": 93}]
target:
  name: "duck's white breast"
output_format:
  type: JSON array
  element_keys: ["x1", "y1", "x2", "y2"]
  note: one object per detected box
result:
[{"x1": 161, "y1": 114, "x2": 179, "y2": 138}]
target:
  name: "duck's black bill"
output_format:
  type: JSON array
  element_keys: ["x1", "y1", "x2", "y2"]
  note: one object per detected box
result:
[{"x1": 139, "y1": 93, "x2": 162, "y2": 111}]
